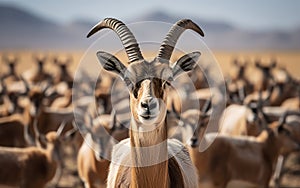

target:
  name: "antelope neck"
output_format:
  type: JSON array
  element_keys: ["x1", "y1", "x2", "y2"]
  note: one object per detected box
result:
[{"x1": 129, "y1": 118, "x2": 169, "y2": 188}]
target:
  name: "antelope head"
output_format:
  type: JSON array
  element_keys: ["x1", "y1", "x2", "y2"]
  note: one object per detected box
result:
[
  {"x1": 87, "y1": 18, "x2": 204, "y2": 131},
  {"x1": 53, "y1": 56, "x2": 72, "y2": 74},
  {"x1": 33, "y1": 55, "x2": 47, "y2": 71},
  {"x1": 2, "y1": 55, "x2": 18, "y2": 75},
  {"x1": 21, "y1": 77, "x2": 52, "y2": 117}
]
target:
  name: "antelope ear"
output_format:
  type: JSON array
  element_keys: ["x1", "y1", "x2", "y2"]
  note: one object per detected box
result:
[
  {"x1": 96, "y1": 51, "x2": 127, "y2": 79},
  {"x1": 172, "y1": 51, "x2": 200, "y2": 78}
]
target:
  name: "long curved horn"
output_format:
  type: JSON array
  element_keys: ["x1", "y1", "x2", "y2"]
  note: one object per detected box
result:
[
  {"x1": 87, "y1": 18, "x2": 143, "y2": 63},
  {"x1": 158, "y1": 19, "x2": 204, "y2": 61}
]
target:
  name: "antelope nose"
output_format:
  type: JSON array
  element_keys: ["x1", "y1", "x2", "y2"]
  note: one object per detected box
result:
[
  {"x1": 141, "y1": 101, "x2": 149, "y2": 109},
  {"x1": 141, "y1": 98, "x2": 157, "y2": 111}
]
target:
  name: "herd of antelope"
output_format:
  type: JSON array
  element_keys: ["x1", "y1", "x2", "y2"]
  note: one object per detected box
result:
[{"x1": 0, "y1": 18, "x2": 299, "y2": 188}]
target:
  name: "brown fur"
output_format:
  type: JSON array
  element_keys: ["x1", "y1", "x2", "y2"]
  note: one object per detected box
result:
[
  {"x1": 219, "y1": 104, "x2": 266, "y2": 137},
  {"x1": 0, "y1": 101, "x2": 32, "y2": 147},
  {"x1": 189, "y1": 126, "x2": 300, "y2": 188},
  {"x1": 272, "y1": 115, "x2": 300, "y2": 187},
  {"x1": 77, "y1": 128, "x2": 129, "y2": 188},
  {"x1": 129, "y1": 118, "x2": 170, "y2": 188},
  {"x1": 281, "y1": 97, "x2": 300, "y2": 110},
  {"x1": 34, "y1": 106, "x2": 74, "y2": 134},
  {"x1": 0, "y1": 131, "x2": 62, "y2": 188},
  {"x1": 92, "y1": 21, "x2": 201, "y2": 187},
  {"x1": 110, "y1": 66, "x2": 192, "y2": 187},
  {"x1": 22, "y1": 57, "x2": 52, "y2": 84},
  {"x1": 77, "y1": 144, "x2": 111, "y2": 188}
]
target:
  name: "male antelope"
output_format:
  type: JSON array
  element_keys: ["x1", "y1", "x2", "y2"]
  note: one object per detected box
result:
[
  {"x1": 87, "y1": 18, "x2": 203, "y2": 187},
  {"x1": 22, "y1": 55, "x2": 52, "y2": 84},
  {"x1": 53, "y1": 56, "x2": 74, "y2": 87},
  {"x1": 1, "y1": 55, "x2": 19, "y2": 84}
]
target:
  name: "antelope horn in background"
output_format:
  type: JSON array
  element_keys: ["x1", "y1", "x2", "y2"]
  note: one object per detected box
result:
[
  {"x1": 20, "y1": 76, "x2": 30, "y2": 94},
  {"x1": 158, "y1": 19, "x2": 204, "y2": 61},
  {"x1": 87, "y1": 18, "x2": 144, "y2": 63},
  {"x1": 238, "y1": 85, "x2": 246, "y2": 102},
  {"x1": 201, "y1": 97, "x2": 212, "y2": 117},
  {"x1": 171, "y1": 100, "x2": 180, "y2": 120},
  {"x1": 278, "y1": 111, "x2": 300, "y2": 126},
  {"x1": 33, "y1": 117, "x2": 42, "y2": 148},
  {"x1": 110, "y1": 109, "x2": 117, "y2": 130},
  {"x1": 56, "y1": 121, "x2": 67, "y2": 137}
]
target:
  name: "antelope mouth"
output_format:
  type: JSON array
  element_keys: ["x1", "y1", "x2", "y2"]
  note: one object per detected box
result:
[
  {"x1": 139, "y1": 113, "x2": 157, "y2": 120},
  {"x1": 138, "y1": 110, "x2": 160, "y2": 121},
  {"x1": 140, "y1": 115, "x2": 154, "y2": 120}
]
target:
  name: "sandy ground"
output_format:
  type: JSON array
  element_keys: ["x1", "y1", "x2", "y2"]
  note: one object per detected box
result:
[{"x1": 1, "y1": 50, "x2": 300, "y2": 78}]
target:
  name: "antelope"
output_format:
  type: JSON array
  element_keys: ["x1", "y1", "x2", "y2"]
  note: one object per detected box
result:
[
  {"x1": 219, "y1": 96, "x2": 270, "y2": 137},
  {"x1": 21, "y1": 78, "x2": 74, "y2": 135},
  {"x1": 1, "y1": 55, "x2": 20, "y2": 84},
  {"x1": 167, "y1": 99, "x2": 211, "y2": 144},
  {"x1": 50, "y1": 82, "x2": 72, "y2": 108},
  {"x1": 86, "y1": 18, "x2": 202, "y2": 187},
  {"x1": 281, "y1": 98, "x2": 300, "y2": 111},
  {"x1": 0, "y1": 79, "x2": 12, "y2": 117},
  {"x1": 225, "y1": 80, "x2": 246, "y2": 106},
  {"x1": 188, "y1": 112, "x2": 300, "y2": 188},
  {"x1": 267, "y1": 67, "x2": 296, "y2": 106},
  {"x1": 53, "y1": 56, "x2": 74, "y2": 87},
  {"x1": 0, "y1": 121, "x2": 67, "y2": 188},
  {"x1": 0, "y1": 77, "x2": 34, "y2": 118},
  {"x1": 188, "y1": 65, "x2": 209, "y2": 90},
  {"x1": 229, "y1": 58, "x2": 247, "y2": 82},
  {"x1": 77, "y1": 111, "x2": 129, "y2": 188},
  {"x1": 247, "y1": 59, "x2": 276, "y2": 92},
  {"x1": 0, "y1": 96, "x2": 33, "y2": 147},
  {"x1": 22, "y1": 55, "x2": 53, "y2": 84},
  {"x1": 166, "y1": 84, "x2": 213, "y2": 114},
  {"x1": 271, "y1": 111, "x2": 300, "y2": 188},
  {"x1": 228, "y1": 58, "x2": 253, "y2": 95}
]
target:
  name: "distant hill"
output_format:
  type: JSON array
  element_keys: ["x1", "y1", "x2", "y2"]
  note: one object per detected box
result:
[
  {"x1": 0, "y1": 5, "x2": 91, "y2": 50},
  {"x1": 0, "y1": 5, "x2": 299, "y2": 50},
  {"x1": 129, "y1": 10, "x2": 235, "y2": 33}
]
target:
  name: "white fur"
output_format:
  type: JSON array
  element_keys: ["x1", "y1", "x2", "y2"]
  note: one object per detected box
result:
[{"x1": 107, "y1": 138, "x2": 198, "y2": 188}]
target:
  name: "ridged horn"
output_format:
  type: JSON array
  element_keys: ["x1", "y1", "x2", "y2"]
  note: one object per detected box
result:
[
  {"x1": 87, "y1": 18, "x2": 143, "y2": 63},
  {"x1": 158, "y1": 19, "x2": 204, "y2": 61}
]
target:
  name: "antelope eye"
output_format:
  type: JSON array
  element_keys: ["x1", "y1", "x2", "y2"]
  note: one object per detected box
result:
[
  {"x1": 167, "y1": 76, "x2": 173, "y2": 82},
  {"x1": 133, "y1": 81, "x2": 142, "y2": 98}
]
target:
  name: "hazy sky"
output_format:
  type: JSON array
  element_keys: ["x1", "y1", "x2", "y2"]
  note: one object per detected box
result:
[{"x1": 1, "y1": 0, "x2": 300, "y2": 31}]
